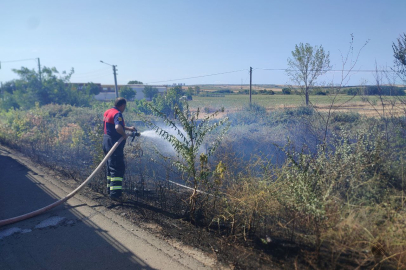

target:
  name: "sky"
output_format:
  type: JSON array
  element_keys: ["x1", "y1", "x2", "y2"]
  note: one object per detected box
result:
[{"x1": 1, "y1": 0, "x2": 405, "y2": 86}]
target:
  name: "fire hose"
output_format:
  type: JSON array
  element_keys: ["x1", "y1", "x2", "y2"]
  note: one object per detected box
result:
[{"x1": 0, "y1": 130, "x2": 140, "y2": 227}]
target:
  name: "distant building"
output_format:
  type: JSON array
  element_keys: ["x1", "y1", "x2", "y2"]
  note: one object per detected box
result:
[{"x1": 95, "y1": 84, "x2": 167, "y2": 101}]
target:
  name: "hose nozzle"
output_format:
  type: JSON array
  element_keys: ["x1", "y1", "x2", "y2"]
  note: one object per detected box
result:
[{"x1": 131, "y1": 130, "x2": 141, "y2": 143}]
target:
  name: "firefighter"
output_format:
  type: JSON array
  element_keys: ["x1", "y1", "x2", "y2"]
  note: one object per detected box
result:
[{"x1": 102, "y1": 97, "x2": 136, "y2": 201}]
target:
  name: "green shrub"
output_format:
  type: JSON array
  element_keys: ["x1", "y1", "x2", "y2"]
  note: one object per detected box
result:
[
  {"x1": 247, "y1": 103, "x2": 267, "y2": 115},
  {"x1": 282, "y1": 88, "x2": 291, "y2": 95},
  {"x1": 345, "y1": 86, "x2": 406, "y2": 96},
  {"x1": 286, "y1": 106, "x2": 314, "y2": 116},
  {"x1": 258, "y1": 89, "x2": 275, "y2": 95},
  {"x1": 332, "y1": 112, "x2": 360, "y2": 123},
  {"x1": 144, "y1": 101, "x2": 229, "y2": 221},
  {"x1": 214, "y1": 89, "x2": 233, "y2": 94},
  {"x1": 314, "y1": 90, "x2": 327, "y2": 95},
  {"x1": 228, "y1": 103, "x2": 267, "y2": 125}
]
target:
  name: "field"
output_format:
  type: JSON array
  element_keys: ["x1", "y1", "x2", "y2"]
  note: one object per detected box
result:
[
  {"x1": 189, "y1": 94, "x2": 405, "y2": 117},
  {"x1": 196, "y1": 84, "x2": 284, "y2": 92}
]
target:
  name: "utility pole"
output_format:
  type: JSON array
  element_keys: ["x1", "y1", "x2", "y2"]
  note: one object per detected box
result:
[
  {"x1": 100, "y1": 60, "x2": 118, "y2": 98},
  {"x1": 249, "y1": 67, "x2": 252, "y2": 107},
  {"x1": 37, "y1": 58, "x2": 42, "y2": 85},
  {"x1": 113, "y1": 65, "x2": 118, "y2": 98}
]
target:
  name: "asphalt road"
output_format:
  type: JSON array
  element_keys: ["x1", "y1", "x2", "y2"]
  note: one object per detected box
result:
[{"x1": 0, "y1": 146, "x2": 214, "y2": 270}]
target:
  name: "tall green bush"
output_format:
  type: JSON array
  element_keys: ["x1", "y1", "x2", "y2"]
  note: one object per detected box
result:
[{"x1": 144, "y1": 101, "x2": 229, "y2": 220}]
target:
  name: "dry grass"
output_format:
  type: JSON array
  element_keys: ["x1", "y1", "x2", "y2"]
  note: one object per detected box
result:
[{"x1": 314, "y1": 101, "x2": 406, "y2": 117}]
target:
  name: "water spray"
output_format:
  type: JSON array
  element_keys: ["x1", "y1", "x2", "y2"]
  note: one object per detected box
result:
[{"x1": 139, "y1": 130, "x2": 160, "y2": 139}]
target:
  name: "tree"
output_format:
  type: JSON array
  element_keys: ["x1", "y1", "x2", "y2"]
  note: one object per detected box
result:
[
  {"x1": 84, "y1": 82, "x2": 101, "y2": 95},
  {"x1": 119, "y1": 86, "x2": 136, "y2": 100},
  {"x1": 282, "y1": 88, "x2": 291, "y2": 95},
  {"x1": 393, "y1": 33, "x2": 406, "y2": 82},
  {"x1": 143, "y1": 85, "x2": 159, "y2": 100},
  {"x1": 128, "y1": 80, "x2": 143, "y2": 84},
  {"x1": 11, "y1": 67, "x2": 47, "y2": 107},
  {"x1": 0, "y1": 81, "x2": 16, "y2": 94},
  {"x1": 152, "y1": 87, "x2": 183, "y2": 118},
  {"x1": 0, "y1": 66, "x2": 93, "y2": 110},
  {"x1": 171, "y1": 85, "x2": 184, "y2": 96},
  {"x1": 194, "y1": 86, "x2": 201, "y2": 95},
  {"x1": 287, "y1": 43, "x2": 331, "y2": 106},
  {"x1": 186, "y1": 87, "x2": 194, "y2": 100}
]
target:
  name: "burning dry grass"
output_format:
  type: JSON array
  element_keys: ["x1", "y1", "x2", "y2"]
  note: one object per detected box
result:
[{"x1": 211, "y1": 132, "x2": 406, "y2": 269}]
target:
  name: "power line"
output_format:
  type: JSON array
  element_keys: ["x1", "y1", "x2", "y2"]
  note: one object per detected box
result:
[
  {"x1": 256, "y1": 68, "x2": 397, "y2": 73},
  {"x1": 1, "y1": 58, "x2": 38, "y2": 64},
  {"x1": 146, "y1": 69, "x2": 248, "y2": 84},
  {"x1": 71, "y1": 73, "x2": 112, "y2": 81},
  {"x1": 74, "y1": 67, "x2": 111, "y2": 76},
  {"x1": 0, "y1": 58, "x2": 38, "y2": 70},
  {"x1": 146, "y1": 67, "x2": 396, "y2": 85}
]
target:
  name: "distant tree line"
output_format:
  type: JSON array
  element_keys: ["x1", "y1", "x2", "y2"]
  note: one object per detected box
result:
[
  {"x1": 238, "y1": 89, "x2": 277, "y2": 95},
  {"x1": 346, "y1": 86, "x2": 406, "y2": 96}
]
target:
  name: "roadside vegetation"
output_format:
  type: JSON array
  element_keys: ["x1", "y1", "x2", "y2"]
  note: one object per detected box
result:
[
  {"x1": 1, "y1": 34, "x2": 406, "y2": 269},
  {"x1": 1, "y1": 91, "x2": 405, "y2": 269}
]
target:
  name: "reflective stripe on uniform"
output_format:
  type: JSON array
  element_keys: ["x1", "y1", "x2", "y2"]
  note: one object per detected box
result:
[
  {"x1": 110, "y1": 177, "x2": 123, "y2": 182},
  {"x1": 107, "y1": 176, "x2": 111, "y2": 187},
  {"x1": 110, "y1": 186, "x2": 122, "y2": 190}
]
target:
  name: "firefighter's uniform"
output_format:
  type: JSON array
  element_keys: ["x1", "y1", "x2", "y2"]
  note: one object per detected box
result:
[{"x1": 103, "y1": 107, "x2": 126, "y2": 199}]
